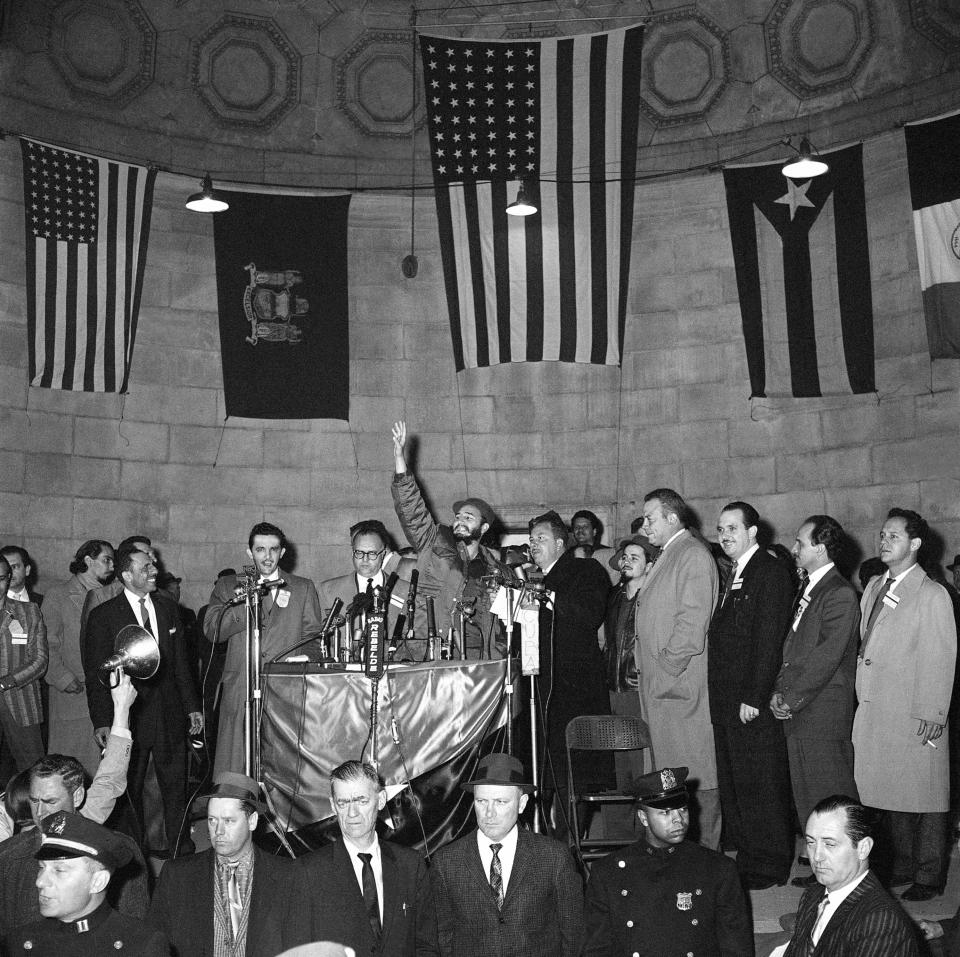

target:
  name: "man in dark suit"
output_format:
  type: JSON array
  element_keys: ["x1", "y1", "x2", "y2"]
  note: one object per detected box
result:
[
  {"x1": 783, "y1": 795, "x2": 919, "y2": 956},
  {"x1": 300, "y1": 760, "x2": 433, "y2": 957},
  {"x1": 708, "y1": 501, "x2": 795, "y2": 889},
  {"x1": 584, "y1": 766, "x2": 753, "y2": 957},
  {"x1": 525, "y1": 510, "x2": 611, "y2": 835},
  {"x1": 84, "y1": 542, "x2": 202, "y2": 853},
  {"x1": 430, "y1": 753, "x2": 583, "y2": 957},
  {"x1": 203, "y1": 521, "x2": 324, "y2": 774},
  {"x1": 318, "y1": 520, "x2": 414, "y2": 662},
  {"x1": 772, "y1": 515, "x2": 860, "y2": 887},
  {"x1": 149, "y1": 771, "x2": 310, "y2": 957}
]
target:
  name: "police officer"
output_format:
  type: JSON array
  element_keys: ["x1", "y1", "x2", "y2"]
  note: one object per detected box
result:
[
  {"x1": 4, "y1": 811, "x2": 168, "y2": 956},
  {"x1": 583, "y1": 767, "x2": 753, "y2": 957}
]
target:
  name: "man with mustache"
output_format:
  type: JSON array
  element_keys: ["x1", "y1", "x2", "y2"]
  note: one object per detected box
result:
[
  {"x1": 85, "y1": 542, "x2": 201, "y2": 853},
  {"x1": 584, "y1": 766, "x2": 752, "y2": 957},
  {"x1": 390, "y1": 421, "x2": 511, "y2": 660}
]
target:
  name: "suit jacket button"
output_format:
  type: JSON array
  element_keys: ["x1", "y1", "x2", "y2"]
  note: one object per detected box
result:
[
  {"x1": 621, "y1": 889, "x2": 628, "y2": 896},
  {"x1": 626, "y1": 921, "x2": 633, "y2": 928},
  {"x1": 864, "y1": 659, "x2": 871, "y2": 666}
]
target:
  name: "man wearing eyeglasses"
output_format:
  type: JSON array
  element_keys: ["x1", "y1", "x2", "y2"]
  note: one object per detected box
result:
[
  {"x1": 300, "y1": 760, "x2": 434, "y2": 957},
  {"x1": 318, "y1": 520, "x2": 415, "y2": 659}
]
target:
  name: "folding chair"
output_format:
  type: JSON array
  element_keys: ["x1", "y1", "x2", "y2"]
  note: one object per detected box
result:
[{"x1": 565, "y1": 714, "x2": 651, "y2": 865}]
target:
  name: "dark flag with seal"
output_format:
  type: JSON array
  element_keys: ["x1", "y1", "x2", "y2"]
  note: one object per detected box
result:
[{"x1": 213, "y1": 191, "x2": 350, "y2": 419}]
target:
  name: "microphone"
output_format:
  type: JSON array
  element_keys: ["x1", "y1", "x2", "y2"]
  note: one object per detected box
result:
[
  {"x1": 405, "y1": 569, "x2": 419, "y2": 643},
  {"x1": 365, "y1": 587, "x2": 387, "y2": 680},
  {"x1": 380, "y1": 571, "x2": 400, "y2": 605},
  {"x1": 225, "y1": 578, "x2": 286, "y2": 607},
  {"x1": 321, "y1": 597, "x2": 344, "y2": 636}
]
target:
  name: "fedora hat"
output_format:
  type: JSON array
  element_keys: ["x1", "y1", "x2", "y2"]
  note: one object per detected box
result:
[
  {"x1": 202, "y1": 771, "x2": 268, "y2": 812},
  {"x1": 461, "y1": 753, "x2": 533, "y2": 793}
]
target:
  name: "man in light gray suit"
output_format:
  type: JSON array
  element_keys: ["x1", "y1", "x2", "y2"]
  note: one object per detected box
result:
[{"x1": 634, "y1": 488, "x2": 720, "y2": 848}]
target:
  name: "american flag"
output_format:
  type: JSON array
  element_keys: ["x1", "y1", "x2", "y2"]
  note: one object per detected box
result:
[
  {"x1": 19, "y1": 138, "x2": 157, "y2": 392},
  {"x1": 419, "y1": 26, "x2": 643, "y2": 370}
]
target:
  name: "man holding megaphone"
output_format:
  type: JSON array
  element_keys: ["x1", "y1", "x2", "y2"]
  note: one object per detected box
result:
[{"x1": 84, "y1": 543, "x2": 202, "y2": 856}]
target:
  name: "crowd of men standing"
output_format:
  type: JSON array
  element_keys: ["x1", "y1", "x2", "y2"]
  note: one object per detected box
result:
[{"x1": 0, "y1": 419, "x2": 958, "y2": 955}]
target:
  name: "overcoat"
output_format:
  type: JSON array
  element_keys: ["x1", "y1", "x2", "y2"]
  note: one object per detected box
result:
[
  {"x1": 43, "y1": 574, "x2": 100, "y2": 771},
  {"x1": 853, "y1": 566, "x2": 956, "y2": 812},
  {"x1": 633, "y1": 530, "x2": 718, "y2": 789},
  {"x1": 203, "y1": 570, "x2": 323, "y2": 774},
  {"x1": 148, "y1": 845, "x2": 311, "y2": 957}
]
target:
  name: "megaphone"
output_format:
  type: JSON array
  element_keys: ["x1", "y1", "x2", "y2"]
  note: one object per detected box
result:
[{"x1": 98, "y1": 624, "x2": 160, "y2": 688}]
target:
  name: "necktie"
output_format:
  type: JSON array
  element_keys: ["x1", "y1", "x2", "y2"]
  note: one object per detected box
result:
[
  {"x1": 366, "y1": 578, "x2": 374, "y2": 597},
  {"x1": 808, "y1": 892, "x2": 830, "y2": 953},
  {"x1": 489, "y1": 842, "x2": 504, "y2": 910},
  {"x1": 226, "y1": 862, "x2": 242, "y2": 941},
  {"x1": 138, "y1": 597, "x2": 154, "y2": 636},
  {"x1": 720, "y1": 568, "x2": 736, "y2": 607},
  {"x1": 860, "y1": 578, "x2": 892, "y2": 655},
  {"x1": 358, "y1": 852, "x2": 382, "y2": 939}
]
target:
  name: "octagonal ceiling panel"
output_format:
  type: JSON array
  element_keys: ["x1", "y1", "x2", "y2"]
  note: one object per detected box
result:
[
  {"x1": 766, "y1": 0, "x2": 876, "y2": 97},
  {"x1": 47, "y1": 0, "x2": 155, "y2": 104},
  {"x1": 910, "y1": 0, "x2": 960, "y2": 53},
  {"x1": 336, "y1": 31, "x2": 422, "y2": 138},
  {"x1": 191, "y1": 13, "x2": 300, "y2": 129},
  {"x1": 639, "y1": 9, "x2": 730, "y2": 127}
]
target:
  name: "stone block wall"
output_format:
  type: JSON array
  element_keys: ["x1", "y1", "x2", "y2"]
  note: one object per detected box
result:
[{"x1": 0, "y1": 125, "x2": 957, "y2": 609}]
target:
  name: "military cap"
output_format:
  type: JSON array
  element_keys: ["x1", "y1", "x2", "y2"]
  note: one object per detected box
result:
[
  {"x1": 36, "y1": 811, "x2": 133, "y2": 871},
  {"x1": 452, "y1": 497, "x2": 497, "y2": 529},
  {"x1": 630, "y1": 767, "x2": 689, "y2": 810}
]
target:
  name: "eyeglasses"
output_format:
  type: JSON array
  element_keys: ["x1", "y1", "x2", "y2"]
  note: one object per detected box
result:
[{"x1": 353, "y1": 548, "x2": 386, "y2": 562}]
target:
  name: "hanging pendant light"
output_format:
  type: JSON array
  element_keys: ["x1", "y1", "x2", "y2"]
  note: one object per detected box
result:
[
  {"x1": 782, "y1": 138, "x2": 828, "y2": 180},
  {"x1": 185, "y1": 173, "x2": 229, "y2": 213},
  {"x1": 506, "y1": 182, "x2": 537, "y2": 216}
]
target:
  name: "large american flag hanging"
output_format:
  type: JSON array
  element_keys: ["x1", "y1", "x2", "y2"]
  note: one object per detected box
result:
[
  {"x1": 419, "y1": 26, "x2": 643, "y2": 370},
  {"x1": 19, "y1": 138, "x2": 156, "y2": 392}
]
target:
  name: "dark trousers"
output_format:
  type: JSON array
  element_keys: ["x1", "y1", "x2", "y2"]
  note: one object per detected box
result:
[
  {"x1": 127, "y1": 734, "x2": 187, "y2": 852},
  {"x1": 0, "y1": 700, "x2": 43, "y2": 771},
  {"x1": 884, "y1": 810, "x2": 949, "y2": 888},
  {"x1": 786, "y1": 735, "x2": 859, "y2": 827},
  {"x1": 714, "y1": 720, "x2": 793, "y2": 881}
]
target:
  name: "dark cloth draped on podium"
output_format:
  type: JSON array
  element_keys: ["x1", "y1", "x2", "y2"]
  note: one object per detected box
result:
[{"x1": 260, "y1": 660, "x2": 513, "y2": 851}]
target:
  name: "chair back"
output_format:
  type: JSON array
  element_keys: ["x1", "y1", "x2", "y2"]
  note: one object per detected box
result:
[{"x1": 565, "y1": 714, "x2": 650, "y2": 752}]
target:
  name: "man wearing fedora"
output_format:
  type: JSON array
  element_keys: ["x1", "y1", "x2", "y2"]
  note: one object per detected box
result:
[
  {"x1": 148, "y1": 771, "x2": 311, "y2": 957},
  {"x1": 4, "y1": 811, "x2": 169, "y2": 956},
  {"x1": 300, "y1": 760, "x2": 433, "y2": 957},
  {"x1": 391, "y1": 421, "x2": 513, "y2": 660},
  {"x1": 430, "y1": 753, "x2": 584, "y2": 957},
  {"x1": 584, "y1": 766, "x2": 752, "y2": 957}
]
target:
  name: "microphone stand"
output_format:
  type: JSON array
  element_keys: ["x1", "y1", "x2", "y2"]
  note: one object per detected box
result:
[{"x1": 226, "y1": 567, "x2": 296, "y2": 857}]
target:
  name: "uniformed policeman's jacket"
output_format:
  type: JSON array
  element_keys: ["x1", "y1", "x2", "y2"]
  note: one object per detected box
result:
[
  {"x1": 4, "y1": 900, "x2": 169, "y2": 956},
  {"x1": 583, "y1": 837, "x2": 753, "y2": 957}
]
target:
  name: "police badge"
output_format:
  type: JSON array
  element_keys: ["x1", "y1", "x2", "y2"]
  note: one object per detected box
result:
[
  {"x1": 676, "y1": 892, "x2": 693, "y2": 911},
  {"x1": 661, "y1": 769, "x2": 677, "y2": 790}
]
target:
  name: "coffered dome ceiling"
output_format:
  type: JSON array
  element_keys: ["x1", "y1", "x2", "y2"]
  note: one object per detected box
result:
[{"x1": 2, "y1": 0, "x2": 958, "y2": 184}]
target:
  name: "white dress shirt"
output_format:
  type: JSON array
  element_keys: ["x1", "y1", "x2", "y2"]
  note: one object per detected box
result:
[
  {"x1": 476, "y1": 824, "x2": 520, "y2": 896},
  {"x1": 124, "y1": 588, "x2": 158, "y2": 636},
  {"x1": 811, "y1": 869, "x2": 869, "y2": 945},
  {"x1": 343, "y1": 834, "x2": 384, "y2": 920}
]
